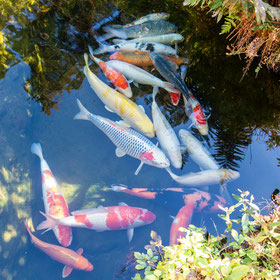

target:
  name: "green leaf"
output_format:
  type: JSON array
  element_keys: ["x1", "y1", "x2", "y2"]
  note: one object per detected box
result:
[
  {"x1": 247, "y1": 250, "x2": 257, "y2": 261},
  {"x1": 232, "y1": 194, "x2": 241, "y2": 202},
  {"x1": 135, "y1": 264, "x2": 146, "y2": 270},
  {"x1": 147, "y1": 248, "x2": 153, "y2": 258},
  {"x1": 134, "y1": 252, "x2": 143, "y2": 259},
  {"x1": 231, "y1": 229, "x2": 239, "y2": 241},
  {"x1": 227, "y1": 265, "x2": 251, "y2": 280},
  {"x1": 241, "y1": 214, "x2": 249, "y2": 232},
  {"x1": 132, "y1": 273, "x2": 142, "y2": 280}
]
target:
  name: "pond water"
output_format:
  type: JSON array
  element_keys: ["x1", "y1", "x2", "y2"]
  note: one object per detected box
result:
[{"x1": 0, "y1": 2, "x2": 280, "y2": 280}]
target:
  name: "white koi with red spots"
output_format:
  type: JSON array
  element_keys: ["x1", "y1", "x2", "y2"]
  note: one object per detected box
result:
[
  {"x1": 152, "y1": 87, "x2": 182, "y2": 169},
  {"x1": 36, "y1": 204, "x2": 156, "y2": 242},
  {"x1": 30, "y1": 143, "x2": 72, "y2": 247},
  {"x1": 74, "y1": 99, "x2": 170, "y2": 175}
]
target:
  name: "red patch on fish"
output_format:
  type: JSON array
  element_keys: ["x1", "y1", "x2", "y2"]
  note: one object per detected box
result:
[
  {"x1": 46, "y1": 189, "x2": 72, "y2": 246},
  {"x1": 140, "y1": 151, "x2": 155, "y2": 161},
  {"x1": 74, "y1": 214, "x2": 93, "y2": 228},
  {"x1": 193, "y1": 105, "x2": 207, "y2": 125},
  {"x1": 105, "y1": 206, "x2": 139, "y2": 230},
  {"x1": 139, "y1": 210, "x2": 156, "y2": 223},
  {"x1": 170, "y1": 92, "x2": 180, "y2": 106},
  {"x1": 110, "y1": 122, "x2": 126, "y2": 132},
  {"x1": 42, "y1": 170, "x2": 54, "y2": 184}
]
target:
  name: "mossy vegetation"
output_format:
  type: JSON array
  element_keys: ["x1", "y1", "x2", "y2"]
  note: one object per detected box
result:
[{"x1": 132, "y1": 190, "x2": 280, "y2": 279}]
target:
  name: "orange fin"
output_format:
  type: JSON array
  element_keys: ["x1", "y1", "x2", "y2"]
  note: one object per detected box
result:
[
  {"x1": 76, "y1": 248, "x2": 83, "y2": 256},
  {"x1": 62, "y1": 265, "x2": 73, "y2": 278},
  {"x1": 170, "y1": 92, "x2": 181, "y2": 106}
]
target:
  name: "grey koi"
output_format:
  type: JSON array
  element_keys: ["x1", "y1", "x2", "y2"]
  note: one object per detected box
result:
[{"x1": 102, "y1": 20, "x2": 178, "y2": 40}]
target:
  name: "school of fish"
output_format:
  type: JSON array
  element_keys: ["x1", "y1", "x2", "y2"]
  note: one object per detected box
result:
[{"x1": 26, "y1": 11, "x2": 241, "y2": 278}]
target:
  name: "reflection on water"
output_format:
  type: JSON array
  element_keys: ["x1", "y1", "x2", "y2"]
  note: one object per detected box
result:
[{"x1": 0, "y1": 1, "x2": 280, "y2": 279}]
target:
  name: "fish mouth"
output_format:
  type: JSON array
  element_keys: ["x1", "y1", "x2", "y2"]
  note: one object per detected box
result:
[{"x1": 87, "y1": 263, "x2": 94, "y2": 271}]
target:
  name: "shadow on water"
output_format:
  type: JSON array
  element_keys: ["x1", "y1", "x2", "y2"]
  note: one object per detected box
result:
[{"x1": 0, "y1": 0, "x2": 280, "y2": 279}]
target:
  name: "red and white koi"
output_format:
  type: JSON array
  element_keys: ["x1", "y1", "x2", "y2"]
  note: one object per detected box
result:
[
  {"x1": 74, "y1": 99, "x2": 170, "y2": 175},
  {"x1": 88, "y1": 47, "x2": 132, "y2": 98},
  {"x1": 83, "y1": 53, "x2": 154, "y2": 138},
  {"x1": 152, "y1": 86, "x2": 182, "y2": 168},
  {"x1": 36, "y1": 203, "x2": 156, "y2": 242},
  {"x1": 30, "y1": 143, "x2": 72, "y2": 247},
  {"x1": 183, "y1": 93, "x2": 209, "y2": 136},
  {"x1": 25, "y1": 220, "x2": 93, "y2": 278}
]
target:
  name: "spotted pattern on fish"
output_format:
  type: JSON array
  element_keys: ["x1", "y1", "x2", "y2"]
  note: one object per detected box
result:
[
  {"x1": 74, "y1": 214, "x2": 93, "y2": 228},
  {"x1": 146, "y1": 43, "x2": 155, "y2": 52},
  {"x1": 87, "y1": 113, "x2": 167, "y2": 167}
]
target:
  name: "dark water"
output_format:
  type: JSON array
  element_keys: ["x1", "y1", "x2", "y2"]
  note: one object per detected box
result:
[{"x1": 0, "y1": 1, "x2": 280, "y2": 280}]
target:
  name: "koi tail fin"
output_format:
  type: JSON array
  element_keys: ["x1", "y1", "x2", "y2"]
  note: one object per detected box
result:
[
  {"x1": 152, "y1": 86, "x2": 159, "y2": 103},
  {"x1": 102, "y1": 26, "x2": 127, "y2": 40},
  {"x1": 89, "y1": 40, "x2": 109, "y2": 55},
  {"x1": 88, "y1": 46, "x2": 102, "y2": 64},
  {"x1": 30, "y1": 142, "x2": 44, "y2": 161},
  {"x1": 36, "y1": 211, "x2": 60, "y2": 230},
  {"x1": 73, "y1": 99, "x2": 90, "y2": 121},
  {"x1": 219, "y1": 183, "x2": 233, "y2": 205}
]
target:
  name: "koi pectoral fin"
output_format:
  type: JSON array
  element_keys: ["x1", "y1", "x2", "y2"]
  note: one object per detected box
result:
[
  {"x1": 135, "y1": 161, "x2": 144, "y2": 175},
  {"x1": 127, "y1": 228, "x2": 134, "y2": 242},
  {"x1": 62, "y1": 265, "x2": 73, "y2": 278}
]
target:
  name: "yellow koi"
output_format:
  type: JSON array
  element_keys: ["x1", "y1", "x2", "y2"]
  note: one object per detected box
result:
[{"x1": 83, "y1": 53, "x2": 155, "y2": 138}]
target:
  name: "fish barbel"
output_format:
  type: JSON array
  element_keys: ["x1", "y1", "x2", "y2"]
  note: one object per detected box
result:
[
  {"x1": 91, "y1": 40, "x2": 177, "y2": 56},
  {"x1": 152, "y1": 86, "x2": 182, "y2": 168},
  {"x1": 110, "y1": 51, "x2": 188, "y2": 67},
  {"x1": 112, "y1": 33, "x2": 184, "y2": 45},
  {"x1": 102, "y1": 20, "x2": 178, "y2": 40},
  {"x1": 83, "y1": 53, "x2": 154, "y2": 138},
  {"x1": 74, "y1": 99, "x2": 170, "y2": 175}
]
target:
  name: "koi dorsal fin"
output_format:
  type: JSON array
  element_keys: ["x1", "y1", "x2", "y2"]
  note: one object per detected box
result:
[
  {"x1": 76, "y1": 248, "x2": 83, "y2": 256},
  {"x1": 62, "y1": 265, "x2": 73, "y2": 278}
]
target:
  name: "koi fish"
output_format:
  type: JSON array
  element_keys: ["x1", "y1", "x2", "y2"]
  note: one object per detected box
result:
[
  {"x1": 25, "y1": 220, "x2": 93, "y2": 278},
  {"x1": 91, "y1": 40, "x2": 177, "y2": 56},
  {"x1": 88, "y1": 47, "x2": 132, "y2": 98},
  {"x1": 105, "y1": 60, "x2": 180, "y2": 95},
  {"x1": 102, "y1": 20, "x2": 178, "y2": 40},
  {"x1": 110, "y1": 185, "x2": 228, "y2": 245},
  {"x1": 36, "y1": 203, "x2": 156, "y2": 242},
  {"x1": 183, "y1": 94, "x2": 209, "y2": 136},
  {"x1": 114, "y1": 12, "x2": 170, "y2": 28},
  {"x1": 112, "y1": 33, "x2": 184, "y2": 45},
  {"x1": 30, "y1": 143, "x2": 72, "y2": 247},
  {"x1": 152, "y1": 86, "x2": 182, "y2": 168},
  {"x1": 179, "y1": 129, "x2": 218, "y2": 170},
  {"x1": 83, "y1": 53, "x2": 154, "y2": 138},
  {"x1": 110, "y1": 51, "x2": 188, "y2": 67},
  {"x1": 150, "y1": 52, "x2": 191, "y2": 100},
  {"x1": 166, "y1": 167, "x2": 239, "y2": 187},
  {"x1": 74, "y1": 99, "x2": 170, "y2": 175}
]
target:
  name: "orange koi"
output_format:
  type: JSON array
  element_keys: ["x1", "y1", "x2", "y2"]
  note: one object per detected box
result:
[{"x1": 25, "y1": 220, "x2": 93, "y2": 278}]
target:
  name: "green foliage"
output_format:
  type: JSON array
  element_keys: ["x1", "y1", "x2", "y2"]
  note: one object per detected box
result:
[
  {"x1": 133, "y1": 190, "x2": 280, "y2": 279},
  {"x1": 183, "y1": 0, "x2": 280, "y2": 75}
]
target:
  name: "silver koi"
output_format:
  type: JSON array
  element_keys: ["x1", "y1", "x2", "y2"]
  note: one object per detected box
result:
[
  {"x1": 152, "y1": 87, "x2": 182, "y2": 168},
  {"x1": 112, "y1": 33, "x2": 184, "y2": 46},
  {"x1": 102, "y1": 20, "x2": 178, "y2": 40},
  {"x1": 74, "y1": 99, "x2": 170, "y2": 175}
]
